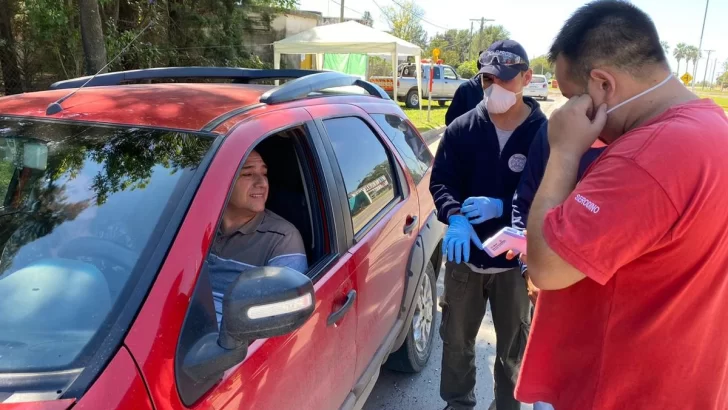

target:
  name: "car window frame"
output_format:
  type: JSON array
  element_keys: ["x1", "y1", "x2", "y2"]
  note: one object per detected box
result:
[
  {"x1": 369, "y1": 113, "x2": 433, "y2": 186},
  {"x1": 314, "y1": 114, "x2": 409, "y2": 244},
  {"x1": 173, "y1": 119, "x2": 348, "y2": 405},
  {"x1": 443, "y1": 67, "x2": 458, "y2": 80}
]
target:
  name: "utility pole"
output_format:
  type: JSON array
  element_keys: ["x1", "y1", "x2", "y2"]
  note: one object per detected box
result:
[
  {"x1": 470, "y1": 21, "x2": 474, "y2": 60},
  {"x1": 469, "y1": 17, "x2": 494, "y2": 58},
  {"x1": 702, "y1": 49, "x2": 714, "y2": 89},
  {"x1": 692, "y1": 0, "x2": 710, "y2": 90},
  {"x1": 710, "y1": 58, "x2": 718, "y2": 89},
  {"x1": 340, "y1": 0, "x2": 345, "y2": 22}
]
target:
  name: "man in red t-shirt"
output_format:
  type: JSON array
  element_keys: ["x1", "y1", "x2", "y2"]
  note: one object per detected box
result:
[{"x1": 514, "y1": 1, "x2": 728, "y2": 409}]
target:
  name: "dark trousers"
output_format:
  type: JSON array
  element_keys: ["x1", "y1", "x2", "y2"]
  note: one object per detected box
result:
[{"x1": 439, "y1": 262, "x2": 531, "y2": 410}]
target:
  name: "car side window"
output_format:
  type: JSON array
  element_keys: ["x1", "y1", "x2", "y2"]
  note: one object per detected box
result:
[
  {"x1": 323, "y1": 117, "x2": 397, "y2": 234},
  {"x1": 444, "y1": 67, "x2": 457, "y2": 80},
  {"x1": 371, "y1": 114, "x2": 433, "y2": 185},
  {"x1": 432, "y1": 68, "x2": 441, "y2": 80}
]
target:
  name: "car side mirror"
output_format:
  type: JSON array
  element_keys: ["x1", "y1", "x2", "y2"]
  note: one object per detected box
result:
[
  {"x1": 181, "y1": 266, "x2": 315, "y2": 384},
  {"x1": 219, "y1": 266, "x2": 315, "y2": 348}
]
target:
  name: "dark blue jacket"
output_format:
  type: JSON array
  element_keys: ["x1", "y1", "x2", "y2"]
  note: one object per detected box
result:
[
  {"x1": 431, "y1": 97, "x2": 547, "y2": 270},
  {"x1": 511, "y1": 122, "x2": 607, "y2": 273},
  {"x1": 445, "y1": 77, "x2": 484, "y2": 126}
]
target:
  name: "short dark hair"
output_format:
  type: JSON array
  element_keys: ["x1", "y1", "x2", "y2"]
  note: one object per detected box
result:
[
  {"x1": 549, "y1": 0, "x2": 668, "y2": 83},
  {"x1": 476, "y1": 49, "x2": 487, "y2": 70}
]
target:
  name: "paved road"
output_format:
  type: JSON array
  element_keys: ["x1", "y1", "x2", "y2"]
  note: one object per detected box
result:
[{"x1": 363, "y1": 93, "x2": 567, "y2": 410}]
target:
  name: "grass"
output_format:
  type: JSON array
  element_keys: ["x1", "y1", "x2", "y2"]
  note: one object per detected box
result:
[
  {"x1": 398, "y1": 86, "x2": 727, "y2": 131},
  {"x1": 399, "y1": 101, "x2": 449, "y2": 132},
  {"x1": 695, "y1": 88, "x2": 728, "y2": 113}
]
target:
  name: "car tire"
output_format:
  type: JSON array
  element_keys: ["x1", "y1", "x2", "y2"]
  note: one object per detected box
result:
[
  {"x1": 384, "y1": 261, "x2": 437, "y2": 373},
  {"x1": 438, "y1": 100, "x2": 447, "y2": 107},
  {"x1": 405, "y1": 89, "x2": 420, "y2": 109}
]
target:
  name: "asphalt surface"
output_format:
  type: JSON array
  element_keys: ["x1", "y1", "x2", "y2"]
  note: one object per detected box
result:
[{"x1": 363, "y1": 93, "x2": 567, "y2": 410}]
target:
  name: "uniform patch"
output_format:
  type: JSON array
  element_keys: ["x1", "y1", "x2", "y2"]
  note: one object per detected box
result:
[{"x1": 508, "y1": 153, "x2": 527, "y2": 172}]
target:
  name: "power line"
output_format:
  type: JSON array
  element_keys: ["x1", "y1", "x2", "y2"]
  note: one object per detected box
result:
[
  {"x1": 330, "y1": 0, "x2": 363, "y2": 17},
  {"x1": 385, "y1": 0, "x2": 451, "y2": 31}
]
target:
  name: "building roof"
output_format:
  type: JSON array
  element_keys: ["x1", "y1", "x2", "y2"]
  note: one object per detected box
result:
[{"x1": 0, "y1": 83, "x2": 272, "y2": 132}]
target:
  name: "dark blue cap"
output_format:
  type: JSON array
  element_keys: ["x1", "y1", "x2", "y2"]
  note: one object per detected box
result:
[{"x1": 478, "y1": 40, "x2": 530, "y2": 81}]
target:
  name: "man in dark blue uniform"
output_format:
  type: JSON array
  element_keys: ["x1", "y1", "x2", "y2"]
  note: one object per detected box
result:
[
  {"x1": 430, "y1": 40, "x2": 547, "y2": 410},
  {"x1": 445, "y1": 49, "x2": 486, "y2": 126},
  {"x1": 511, "y1": 128, "x2": 606, "y2": 304}
]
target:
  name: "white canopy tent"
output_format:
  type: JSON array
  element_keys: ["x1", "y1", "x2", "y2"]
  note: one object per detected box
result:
[{"x1": 273, "y1": 21, "x2": 423, "y2": 106}]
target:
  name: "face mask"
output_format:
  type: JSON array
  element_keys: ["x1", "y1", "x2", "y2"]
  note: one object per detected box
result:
[
  {"x1": 484, "y1": 84, "x2": 522, "y2": 114},
  {"x1": 604, "y1": 74, "x2": 673, "y2": 115}
]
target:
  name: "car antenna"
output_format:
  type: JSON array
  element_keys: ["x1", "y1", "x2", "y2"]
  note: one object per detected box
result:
[{"x1": 46, "y1": 21, "x2": 154, "y2": 116}]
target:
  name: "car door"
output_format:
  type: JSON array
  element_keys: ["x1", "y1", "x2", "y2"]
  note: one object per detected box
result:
[
  {"x1": 442, "y1": 66, "x2": 460, "y2": 97},
  {"x1": 307, "y1": 103, "x2": 420, "y2": 379},
  {"x1": 430, "y1": 66, "x2": 444, "y2": 98},
  {"x1": 123, "y1": 108, "x2": 358, "y2": 410}
]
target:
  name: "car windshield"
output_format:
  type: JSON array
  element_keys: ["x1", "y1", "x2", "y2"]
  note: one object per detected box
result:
[
  {"x1": 0, "y1": 119, "x2": 213, "y2": 381},
  {"x1": 530, "y1": 76, "x2": 546, "y2": 83}
]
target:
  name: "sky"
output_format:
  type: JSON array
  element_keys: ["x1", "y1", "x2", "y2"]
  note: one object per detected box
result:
[{"x1": 297, "y1": 0, "x2": 728, "y2": 82}]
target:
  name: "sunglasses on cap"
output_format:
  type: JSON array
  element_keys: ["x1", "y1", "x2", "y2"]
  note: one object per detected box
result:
[{"x1": 481, "y1": 50, "x2": 527, "y2": 66}]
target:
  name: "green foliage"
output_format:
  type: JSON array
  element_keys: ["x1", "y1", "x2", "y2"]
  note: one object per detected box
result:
[
  {"x1": 456, "y1": 60, "x2": 477, "y2": 79},
  {"x1": 381, "y1": 0, "x2": 428, "y2": 48},
  {"x1": 4, "y1": 0, "x2": 296, "y2": 92},
  {"x1": 530, "y1": 55, "x2": 552, "y2": 76},
  {"x1": 469, "y1": 25, "x2": 509, "y2": 60},
  {"x1": 427, "y1": 29, "x2": 470, "y2": 67}
]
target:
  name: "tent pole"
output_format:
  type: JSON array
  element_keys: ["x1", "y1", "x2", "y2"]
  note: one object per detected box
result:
[
  {"x1": 392, "y1": 51, "x2": 398, "y2": 107},
  {"x1": 274, "y1": 51, "x2": 281, "y2": 86},
  {"x1": 415, "y1": 55, "x2": 422, "y2": 110}
]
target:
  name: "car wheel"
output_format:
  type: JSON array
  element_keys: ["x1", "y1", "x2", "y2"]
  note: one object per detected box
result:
[
  {"x1": 384, "y1": 261, "x2": 437, "y2": 373},
  {"x1": 405, "y1": 90, "x2": 420, "y2": 109},
  {"x1": 438, "y1": 100, "x2": 447, "y2": 107}
]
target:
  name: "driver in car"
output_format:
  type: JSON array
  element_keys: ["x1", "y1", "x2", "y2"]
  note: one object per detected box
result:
[{"x1": 208, "y1": 150, "x2": 307, "y2": 324}]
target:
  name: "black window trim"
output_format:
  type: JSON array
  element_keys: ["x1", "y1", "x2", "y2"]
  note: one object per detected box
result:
[
  {"x1": 314, "y1": 114, "x2": 409, "y2": 247},
  {"x1": 369, "y1": 113, "x2": 433, "y2": 186}
]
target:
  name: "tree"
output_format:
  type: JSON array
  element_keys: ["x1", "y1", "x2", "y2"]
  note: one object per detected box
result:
[
  {"x1": 0, "y1": 0, "x2": 23, "y2": 94},
  {"x1": 427, "y1": 29, "x2": 470, "y2": 67},
  {"x1": 530, "y1": 55, "x2": 553, "y2": 76},
  {"x1": 456, "y1": 60, "x2": 477, "y2": 79},
  {"x1": 78, "y1": 0, "x2": 108, "y2": 75},
  {"x1": 674, "y1": 43, "x2": 687, "y2": 75},
  {"x1": 362, "y1": 11, "x2": 374, "y2": 27},
  {"x1": 381, "y1": 0, "x2": 427, "y2": 48},
  {"x1": 470, "y1": 25, "x2": 510, "y2": 60},
  {"x1": 685, "y1": 45, "x2": 701, "y2": 82},
  {"x1": 660, "y1": 41, "x2": 670, "y2": 55}
]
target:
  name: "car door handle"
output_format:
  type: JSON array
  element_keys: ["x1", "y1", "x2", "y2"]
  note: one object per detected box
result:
[
  {"x1": 403, "y1": 215, "x2": 418, "y2": 234},
  {"x1": 327, "y1": 290, "x2": 357, "y2": 327}
]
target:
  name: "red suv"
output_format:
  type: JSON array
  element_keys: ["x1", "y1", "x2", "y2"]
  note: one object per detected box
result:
[{"x1": 0, "y1": 68, "x2": 444, "y2": 410}]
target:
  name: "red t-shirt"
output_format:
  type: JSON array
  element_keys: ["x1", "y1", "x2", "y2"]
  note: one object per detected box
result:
[{"x1": 515, "y1": 99, "x2": 728, "y2": 410}]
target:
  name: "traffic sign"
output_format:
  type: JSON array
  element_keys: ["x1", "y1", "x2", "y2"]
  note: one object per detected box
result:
[
  {"x1": 680, "y1": 72, "x2": 693, "y2": 85},
  {"x1": 433, "y1": 48, "x2": 440, "y2": 60}
]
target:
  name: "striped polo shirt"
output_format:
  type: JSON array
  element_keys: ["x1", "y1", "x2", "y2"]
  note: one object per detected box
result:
[{"x1": 208, "y1": 209, "x2": 307, "y2": 323}]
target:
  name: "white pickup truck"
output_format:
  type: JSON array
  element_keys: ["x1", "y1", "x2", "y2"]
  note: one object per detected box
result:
[{"x1": 369, "y1": 63, "x2": 468, "y2": 108}]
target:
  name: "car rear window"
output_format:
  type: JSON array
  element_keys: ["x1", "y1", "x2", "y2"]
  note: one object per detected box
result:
[
  {"x1": 530, "y1": 77, "x2": 547, "y2": 83},
  {"x1": 0, "y1": 119, "x2": 212, "y2": 381}
]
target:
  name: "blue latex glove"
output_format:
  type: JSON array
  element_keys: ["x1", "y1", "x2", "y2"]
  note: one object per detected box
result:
[
  {"x1": 442, "y1": 215, "x2": 483, "y2": 264},
  {"x1": 461, "y1": 197, "x2": 503, "y2": 225}
]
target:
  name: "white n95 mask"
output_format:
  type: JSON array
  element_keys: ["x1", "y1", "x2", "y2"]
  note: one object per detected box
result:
[{"x1": 484, "y1": 84, "x2": 523, "y2": 114}]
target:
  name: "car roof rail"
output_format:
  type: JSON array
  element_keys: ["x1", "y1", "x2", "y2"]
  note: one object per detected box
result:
[
  {"x1": 48, "y1": 67, "x2": 325, "y2": 90},
  {"x1": 259, "y1": 71, "x2": 390, "y2": 104}
]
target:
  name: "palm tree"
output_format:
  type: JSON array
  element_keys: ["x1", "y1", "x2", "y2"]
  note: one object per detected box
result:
[
  {"x1": 661, "y1": 41, "x2": 670, "y2": 55},
  {"x1": 684, "y1": 46, "x2": 701, "y2": 85},
  {"x1": 674, "y1": 43, "x2": 688, "y2": 75}
]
